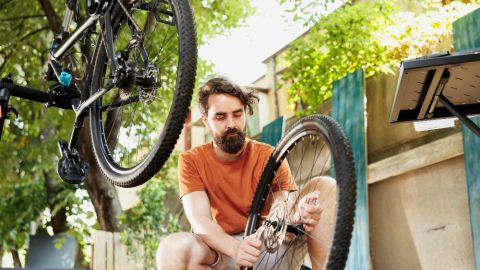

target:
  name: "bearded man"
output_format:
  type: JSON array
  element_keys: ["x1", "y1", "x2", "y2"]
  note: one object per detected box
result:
[{"x1": 156, "y1": 77, "x2": 324, "y2": 270}]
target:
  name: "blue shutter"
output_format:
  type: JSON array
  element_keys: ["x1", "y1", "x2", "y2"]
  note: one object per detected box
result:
[{"x1": 261, "y1": 116, "x2": 284, "y2": 146}]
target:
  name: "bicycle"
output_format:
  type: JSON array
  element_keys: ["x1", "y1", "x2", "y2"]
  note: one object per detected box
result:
[
  {"x1": 243, "y1": 114, "x2": 356, "y2": 270},
  {"x1": 0, "y1": 0, "x2": 197, "y2": 187}
]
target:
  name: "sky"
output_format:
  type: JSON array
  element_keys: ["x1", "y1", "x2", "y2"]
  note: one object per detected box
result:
[{"x1": 198, "y1": 0, "x2": 309, "y2": 85}]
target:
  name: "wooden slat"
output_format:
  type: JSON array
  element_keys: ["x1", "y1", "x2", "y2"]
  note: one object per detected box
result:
[
  {"x1": 461, "y1": 118, "x2": 480, "y2": 270},
  {"x1": 106, "y1": 232, "x2": 114, "y2": 270},
  {"x1": 93, "y1": 230, "x2": 106, "y2": 270},
  {"x1": 261, "y1": 116, "x2": 284, "y2": 146},
  {"x1": 332, "y1": 68, "x2": 370, "y2": 269},
  {"x1": 453, "y1": 8, "x2": 480, "y2": 52},
  {"x1": 113, "y1": 233, "x2": 127, "y2": 270},
  {"x1": 367, "y1": 132, "x2": 463, "y2": 184},
  {"x1": 92, "y1": 230, "x2": 134, "y2": 270},
  {"x1": 453, "y1": 7, "x2": 480, "y2": 270}
]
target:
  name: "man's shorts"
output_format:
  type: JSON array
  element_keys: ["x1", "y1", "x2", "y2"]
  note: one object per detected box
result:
[{"x1": 212, "y1": 233, "x2": 309, "y2": 270}]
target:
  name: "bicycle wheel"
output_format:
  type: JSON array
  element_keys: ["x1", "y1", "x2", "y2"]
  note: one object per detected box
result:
[
  {"x1": 89, "y1": 0, "x2": 197, "y2": 187},
  {"x1": 245, "y1": 114, "x2": 356, "y2": 270}
]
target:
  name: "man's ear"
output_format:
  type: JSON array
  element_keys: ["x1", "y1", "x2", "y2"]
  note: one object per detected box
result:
[{"x1": 201, "y1": 113, "x2": 208, "y2": 128}]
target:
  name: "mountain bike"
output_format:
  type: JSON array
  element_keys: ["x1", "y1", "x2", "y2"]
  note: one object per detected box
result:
[
  {"x1": 0, "y1": 0, "x2": 197, "y2": 187},
  {"x1": 244, "y1": 114, "x2": 356, "y2": 270}
]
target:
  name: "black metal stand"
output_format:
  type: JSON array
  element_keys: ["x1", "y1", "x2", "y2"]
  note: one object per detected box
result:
[{"x1": 439, "y1": 95, "x2": 480, "y2": 137}]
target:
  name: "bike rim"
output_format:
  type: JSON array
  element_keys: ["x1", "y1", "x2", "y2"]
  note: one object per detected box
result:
[{"x1": 93, "y1": 0, "x2": 181, "y2": 171}]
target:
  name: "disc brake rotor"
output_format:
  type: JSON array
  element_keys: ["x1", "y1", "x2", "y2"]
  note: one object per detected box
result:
[{"x1": 256, "y1": 200, "x2": 289, "y2": 253}]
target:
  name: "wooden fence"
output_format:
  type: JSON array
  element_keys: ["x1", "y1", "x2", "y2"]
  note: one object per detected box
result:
[{"x1": 91, "y1": 230, "x2": 134, "y2": 270}]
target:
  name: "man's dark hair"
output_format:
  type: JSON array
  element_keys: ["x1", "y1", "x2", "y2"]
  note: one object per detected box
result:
[{"x1": 198, "y1": 77, "x2": 259, "y2": 115}]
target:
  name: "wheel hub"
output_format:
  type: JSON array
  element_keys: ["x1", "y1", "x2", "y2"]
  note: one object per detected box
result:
[
  {"x1": 256, "y1": 200, "x2": 288, "y2": 253},
  {"x1": 114, "y1": 52, "x2": 158, "y2": 104}
]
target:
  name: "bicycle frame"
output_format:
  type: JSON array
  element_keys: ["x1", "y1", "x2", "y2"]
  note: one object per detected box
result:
[{"x1": 0, "y1": 0, "x2": 127, "y2": 149}]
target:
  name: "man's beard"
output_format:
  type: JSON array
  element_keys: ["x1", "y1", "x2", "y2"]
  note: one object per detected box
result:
[{"x1": 213, "y1": 128, "x2": 246, "y2": 154}]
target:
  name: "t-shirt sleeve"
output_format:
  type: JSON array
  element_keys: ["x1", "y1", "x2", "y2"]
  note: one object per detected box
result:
[
  {"x1": 178, "y1": 152, "x2": 205, "y2": 198},
  {"x1": 273, "y1": 159, "x2": 297, "y2": 191}
]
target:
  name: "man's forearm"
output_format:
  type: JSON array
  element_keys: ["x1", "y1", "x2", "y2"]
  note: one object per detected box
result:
[{"x1": 190, "y1": 215, "x2": 240, "y2": 258}]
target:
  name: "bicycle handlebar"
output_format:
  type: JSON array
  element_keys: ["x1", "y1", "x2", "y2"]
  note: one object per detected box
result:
[{"x1": 0, "y1": 81, "x2": 50, "y2": 104}]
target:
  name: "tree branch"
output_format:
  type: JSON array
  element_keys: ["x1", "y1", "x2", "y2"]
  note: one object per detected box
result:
[
  {"x1": 0, "y1": 14, "x2": 45, "y2": 22},
  {"x1": 0, "y1": 50, "x2": 12, "y2": 74},
  {"x1": 11, "y1": 250, "x2": 22, "y2": 268},
  {"x1": 20, "y1": 26, "x2": 49, "y2": 41},
  {"x1": 0, "y1": 0, "x2": 15, "y2": 10},
  {"x1": 37, "y1": 0, "x2": 61, "y2": 33}
]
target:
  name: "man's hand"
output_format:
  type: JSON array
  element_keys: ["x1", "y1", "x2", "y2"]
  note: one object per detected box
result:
[
  {"x1": 234, "y1": 232, "x2": 262, "y2": 267},
  {"x1": 292, "y1": 191, "x2": 323, "y2": 232}
]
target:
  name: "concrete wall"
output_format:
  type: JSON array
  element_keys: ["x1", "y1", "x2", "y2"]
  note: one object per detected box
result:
[{"x1": 369, "y1": 155, "x2": 473, "y2": 270}]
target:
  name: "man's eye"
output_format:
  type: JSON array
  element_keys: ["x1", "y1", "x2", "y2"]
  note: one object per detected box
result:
[{"x1": 215, "y1": 115, "x2": 225, "y2": 119}]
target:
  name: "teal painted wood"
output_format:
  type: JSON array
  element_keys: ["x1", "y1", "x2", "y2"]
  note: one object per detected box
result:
[
  {"x1": 461, "y1": 118, "x2": 480, "y2": 270},
  {"x1": 261, "y1": 116, "x2": 284, "y2": 146},
  {"x1": 332, "y1": 69, "x2": 369, "y2": 269},
  {"x1": 453, "y1": 8, "x2": 480, "y2": 270},
  {"x1": 453, "y1": 8, "x2": 480, "y2": 52}
]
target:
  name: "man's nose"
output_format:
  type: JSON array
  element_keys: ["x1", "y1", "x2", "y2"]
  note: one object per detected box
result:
[{"x1": 226, "y1": 116, "x2": 236, "y2": 128}]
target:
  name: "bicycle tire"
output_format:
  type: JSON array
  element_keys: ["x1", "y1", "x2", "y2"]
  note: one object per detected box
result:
[
  {"x1": 89, "y1": 0, "x2": 197, "y2": 187},
  {"x1": 244, "y1": 114, "x2": 356, "y2": 270}
]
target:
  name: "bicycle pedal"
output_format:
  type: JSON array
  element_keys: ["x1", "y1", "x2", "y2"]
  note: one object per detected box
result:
[{"x1": 57, "y1": 140, "x2": 88, "y2": 184}]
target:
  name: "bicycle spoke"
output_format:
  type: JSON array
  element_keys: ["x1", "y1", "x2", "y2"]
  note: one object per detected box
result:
[
  {"x1": 101, "y1": 95, "x2": 140, "y2": 112},
  {"x1": 254, "y1": 132, "x2": 343, "y2": 269},
  {"x1": 105, "y1": 99, "x2": 124, "y2": 160},
  {"x1": 288, "y1": 139, "x2": 324, "y2": 214}
]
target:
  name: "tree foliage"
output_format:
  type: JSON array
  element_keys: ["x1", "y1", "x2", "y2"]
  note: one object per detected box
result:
[
  {"x1": 280, "y1": 0, "x2": 480, "y2": 115},
  {"x1": 119, "y1": 151, "x2": 182, "y2": 269},
  {"x1": 193, "y1": 0, "x2": 255, "y2": 44},
  {"x1": 0, "y1": 181, "x2": 47, "y2": 251},
  {"x1": 281, "y1": 0, "x2": 395, "y2": 114},
  {"x1": 279, "y1": 0, "x2": 349, "y2": 25}
]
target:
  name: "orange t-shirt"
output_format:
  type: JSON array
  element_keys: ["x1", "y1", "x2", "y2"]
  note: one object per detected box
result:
[{"x1": 178, "y1": 139, "x2": 296, "y2": 234}]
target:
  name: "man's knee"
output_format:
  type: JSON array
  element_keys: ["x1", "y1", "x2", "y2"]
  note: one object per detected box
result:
[
  {"x1": 309, "y1": 175, "x2": 336, "y2": 186},
  {"x1": 156, "y1": 232, "x2": 192, "y2": 269},
  {"x1": 157, "y1": 232, "x2": 195, "y2": 259},
  {"x1": 156, "y1": 232, "x2": 214, "y2": 269},
  {"x1": 300, "y1": 176, "x2": 336, "y2": 197}
]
